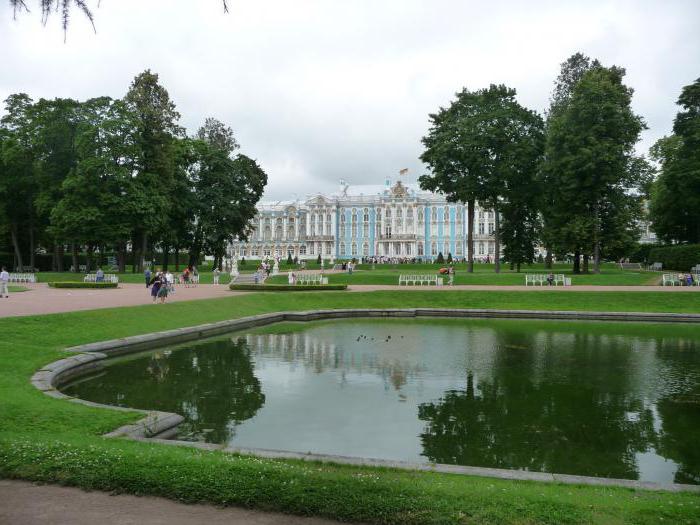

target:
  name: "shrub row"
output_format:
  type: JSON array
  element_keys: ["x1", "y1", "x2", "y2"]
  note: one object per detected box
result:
[
  {"x1": 229, "y1": 284, "x2": 347, "y2": 291},
  {"x1": 648, "y1": 244, "x2": 700, "y2": 271},
  {"x1": 47, "y1": 282, "x2": 119, "y2": 289}
]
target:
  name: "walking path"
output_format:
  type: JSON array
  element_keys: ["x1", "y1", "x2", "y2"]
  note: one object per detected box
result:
[
  {"x1": 0, "y1": 283, "x2": 243, "y2": 319},
  {"x1": 1, "y1": 282, "x2": 697, "y2": 319},
  {"x1": 0, "y1": 480, "x2": 343, "y2": 525}
]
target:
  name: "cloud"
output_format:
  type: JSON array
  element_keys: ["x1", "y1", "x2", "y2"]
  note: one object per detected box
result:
[{"x1": 1, "y1": 0, "x2": 698, "y2": 200}]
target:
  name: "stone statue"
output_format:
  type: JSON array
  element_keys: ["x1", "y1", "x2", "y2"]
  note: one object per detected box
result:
[{"x1": 272, "y1": 258, "x2": 280, "y2": 275}]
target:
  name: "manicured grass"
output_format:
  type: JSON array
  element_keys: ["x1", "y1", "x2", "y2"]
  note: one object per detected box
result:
[
  {"x1": 7, "y1": 286, "x2": 29, "y2": 293},
  {"x1": 1, "y1": 291, "x2": 700, "y2": 524}
]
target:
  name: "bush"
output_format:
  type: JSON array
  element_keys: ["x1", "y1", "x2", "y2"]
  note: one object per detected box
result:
[
  {"x1": 436, "y1": 252, "x2": 445, "y2": 264},
  {"x1": 648, "y1": 244, "x2": 700, "y2": 271},
  {"x1": 47, "y1": 282, "x2": 119, "y2": 289},
  {"x1": 316, "y1": 254, "x2": 322, "y2": 264},
  {"x1": 629, "y1": 243, "x2": 666, "y2": 264},
  {"x1": 229, "y1": 284, "x2": 347, "y2": 291}
]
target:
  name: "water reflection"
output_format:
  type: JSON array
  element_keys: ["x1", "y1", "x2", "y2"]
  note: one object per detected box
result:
[{"x1": 61, "y1": 319, "x2": 700, "y2": 484}]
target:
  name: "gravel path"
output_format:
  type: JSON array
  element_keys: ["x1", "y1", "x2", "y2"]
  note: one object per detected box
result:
[
  {"x1": 0, "y1": 283, "x2": 244, "y2": 319},
  {"x1": 0, "y1": 480, "x2": 343, "y2": 525}
]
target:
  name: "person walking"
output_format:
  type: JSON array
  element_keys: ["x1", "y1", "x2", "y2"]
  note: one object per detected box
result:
[
  {"x1": 96, "y1": 267, "x2": 105, "y2": 283},
  {"x1": 0, "y1": 267, "x2": 10, "y2": 298},
  {"x1": 150, "y1": 270, "x2": 163, "y2": 303},
  {"x1": 448, "y1": 265, "x2": 455, "y2": 286},
  {"x1": 213, "y1": 267, "x2": 221, "y2": 285},
  {"x1": 144, "y1": 267, "x2": 152, "y2": 288}
]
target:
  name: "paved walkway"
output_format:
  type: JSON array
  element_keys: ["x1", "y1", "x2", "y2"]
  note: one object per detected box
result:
[
  {"x1": 0, "y1": 283, "x2": 243, "y2": 319},
  {"x1": 1, "y1": 282, "x2": 697, "y2": 319},
  {"x1": 0, "y1": 480, "x2": 343, "y2": 525}
]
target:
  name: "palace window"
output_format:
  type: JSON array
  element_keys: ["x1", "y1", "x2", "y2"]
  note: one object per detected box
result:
[
  {"x1": 309, "y1": 244, "x2": 314, "y2": 255},
  {"x1": 444, "y1": 207, "x2": 450, "y2": 223},
  {"x1": 351, "y1": 243, "x2": 357, "y2": 256},
  {"x1": 456, "y1": 243, "x2": 463, "y2": 255},
  {"x1": 397, "y1": 208, "x2": 403, "y2": 218},
  {"x1": 363, "y1": 208, "x2": 369, "y2": 222},
  {"x1": 352, "y1": 225, "x2": 357, "y2": 238},
  {"x1": 263, "y1": 247, "x2": 271, "y2": 256},
  {"x1": 300, "y1": 245, "x2": 307, "y2": 255},
  {"x1": 363, "y1": 224, "x2": 369, "y2": 237},
  {"x1": 352, "y1": 208, "x2": 358, "y2": 223},
  {"x1": 417, "y1": 242, "x2": 424, "y2": 256},
  {"x1": 340, "y1": 242, "x2": 346, "y2": 254},
  {"x1": 431, "y1": 242, "x2": 437, "y2": 256},
  {"x1": 341, "y1": 213, "x2": 346, "y2": 223},
  {"x1": 418, "y1": 210, "x2": 424, "y2": 224},
  {"x1": 386, "y1": 208, "x2": 392, "y2": 218},
  {"x1": 478, "y1": 223, "x2": 485, "y2": 235},
  {"x1": 431, "y1": 207, "x2": 437, "y2": 222},
  {"x1": 444, "y1": 242, "x2": 450, "y2": 256},
  {"x1": 479, "y1": 242, "x2": 484, "y2": 255},
  {"x1": 340, "y1": 225, "x2": 345, "y2": 237},
  {"x1": 488, "y1": 223, "x2": 494, "y2": 235},
  {"x1": 363, "y1": 242, "x2": 369, "y2": 256},
  {"x1": 252, "y1": 246, "x2": 259, "y2": 257}
]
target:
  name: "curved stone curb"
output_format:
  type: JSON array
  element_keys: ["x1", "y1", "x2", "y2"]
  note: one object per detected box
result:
[{"x1": 31, "y1": 308, "x2": 700, "y2": 492}]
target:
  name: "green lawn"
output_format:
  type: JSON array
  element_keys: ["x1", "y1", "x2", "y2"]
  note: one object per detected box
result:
[
  {"x1": 1, "y1": 291, "x2": 700, "y2": 524},
  {"x1": 35, "y1": 271, "x2": 234, "y2": 285}
]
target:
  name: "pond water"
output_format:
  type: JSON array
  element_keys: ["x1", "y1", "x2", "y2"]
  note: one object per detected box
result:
[{"x1": 61, "y1": 318, "x2": 700, "y2": 485}]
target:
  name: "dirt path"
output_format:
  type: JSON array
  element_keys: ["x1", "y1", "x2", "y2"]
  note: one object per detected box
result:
[
  {"x1": 0, "y1": 479, "x2": 343, "y2": 525},
  {"x1": 0, "y1": 283, "x2": 245, "y2": 319}
]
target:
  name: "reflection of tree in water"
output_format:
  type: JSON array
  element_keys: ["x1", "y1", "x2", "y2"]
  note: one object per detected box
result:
[
  {"x1": 72, "y1": 338, "x2": 265, "y2": 444},
  {"x1": 652, "y1": 335, "x2": 700, "y2": 484},
  {"x1": 418, "y1": 329, "x2": 658, "y2": 479},
  {"x1": 245, "y1": 333, "x2": 421, "y2": 391}
]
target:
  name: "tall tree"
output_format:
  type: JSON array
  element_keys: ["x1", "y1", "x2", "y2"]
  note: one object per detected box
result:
[
  {"x1": 649, "y1": 78, "x2": 700, "y2": 243},
  {"x1": 543, "y1": 65, "x2": 645, "y2": 273},
  {"x1": 123, "y1": 69, "x2": 183, "y2": 271},
  {"x1": 421, "y1": 85, "x2": 543, "y2": 273},
  {"x1": 0, "y1": 94, "x2": 36, "y2": 270}
]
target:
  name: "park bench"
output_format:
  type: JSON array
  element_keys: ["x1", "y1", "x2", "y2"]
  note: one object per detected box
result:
[
  {"x1": 8, "y1": 273, "x2": 36, "y2": 283},
  {"x1": 296, "y1": 272, "x2": 327, "y2": 285},
  {"x1": 84, "y1": 273, "x2": 119, "y2": 284},
  {"x1": 619, "y1": 262, "x2": 642, "y2": 270},
  {"x1": 649, "y1": 262, "x2": 663, "y2": 271},
  {"x1": 398, "y1": 274, "x2": 442, "y2": 286},
  {"x1": 662, "y1": 273, "x2": 681, "y2": 286},
  {"x1": 525, "y1": 273, "x2": 567, "y2": 286}
]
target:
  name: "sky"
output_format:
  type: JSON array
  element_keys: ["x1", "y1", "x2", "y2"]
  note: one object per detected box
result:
[{"x1": 1, "y1": 0, "x2": 699, "y2": 201}]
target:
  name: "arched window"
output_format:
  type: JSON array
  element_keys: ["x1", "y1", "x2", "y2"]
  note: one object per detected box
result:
[
  {"x1": 431, "y1": 207, "x2": 437, "y2": 222},
  {"x1": 417, "y1": 242, "x2": 424, "y2": 256},
  {"x1": 363, "y1": 208, "x2": 369, "y2": 222},
  {"x1": 340, "y1": 213, "x2": 346, "y2": 223},
  {"x1": 362, "y1": 242, "x2": 369, "y2": 256},
  {"x1": 456, "y1": 243, "x2": 463, "y2": 255},
  {"x1": 351, "y1": 243, "x2": 357, "y2": 256},
  {"x1": 340, "y1": 242, "x2": 346, "y2": 255},
  {"x1": 479, "y1": 242, "x2": 485, "y2": 255},
  {"x1": 397, "y1": 208, "x2": 403, "y2": 218},
  {"x1": 418, "y1": 210, "x2": 424, "y2": 223},
  {"x1": 300, "y1": 245, "x2": 307, "y2": 255},
  {"x1": 431, "y1": 242, "x2": 437, "y2": 256},
  {"x1": 444, "y1": 207, "x2": 450, "y2": 223}
]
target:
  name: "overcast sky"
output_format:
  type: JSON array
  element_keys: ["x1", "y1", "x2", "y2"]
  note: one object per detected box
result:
[{"x1": 1, "y1": 0, "x2": 698, "y2": 200}]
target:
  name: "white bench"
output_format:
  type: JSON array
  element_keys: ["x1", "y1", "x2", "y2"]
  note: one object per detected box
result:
[
  {"x1": 8, "y1": 273, "x2": 36, "y2": 283},
  {"x1": 398, "y1": 274, "x2": 442, "y2": 286},
  {"x1": 296, "y1": 273, "x2": 327, "y2": 285},
  {"x1": 525, "y1": 274, "x2": 567, "y2": 286},
  {"x1": 619, "y1": 262, "x2": 642, "y2": 270},
  {"x1": 84, "y1": 273, "x2": 119, "y2": 283},
  {"x1": 662, "y1": 273, "x2": 681, "y2": 286},
  {"x1": 649, "y1": 262, "x2": 663, "y2": 271}
]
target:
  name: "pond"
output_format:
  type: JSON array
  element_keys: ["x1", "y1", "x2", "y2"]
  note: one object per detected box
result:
[{"x1": 61, "y1": 318, "x2": 700, "y2": 485}]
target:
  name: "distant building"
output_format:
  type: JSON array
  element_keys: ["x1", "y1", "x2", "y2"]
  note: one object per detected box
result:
[{"x1": 228, "y1": 177, "x2": 499, "y2": 261}]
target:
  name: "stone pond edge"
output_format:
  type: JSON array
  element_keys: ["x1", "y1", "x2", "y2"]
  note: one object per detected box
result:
[{"x1": 30, "y1": 307, "x2": 700, "y2": 493}]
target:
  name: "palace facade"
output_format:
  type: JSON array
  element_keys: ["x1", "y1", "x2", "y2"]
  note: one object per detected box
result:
[{"x1": 229, "y1": 178, "x2": 500, "y2": 261}]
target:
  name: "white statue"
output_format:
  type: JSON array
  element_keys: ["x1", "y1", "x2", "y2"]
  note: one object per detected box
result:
[
  {"x1": 231, "y1": 255, "x2": 239, "y2": 277},
  {"x1": 272, "y1": 258, "x2": 280, "y2": 275}
]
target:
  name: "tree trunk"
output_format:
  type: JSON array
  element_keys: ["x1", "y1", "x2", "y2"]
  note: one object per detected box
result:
[
  {"x1": 175, "y1": 246, "x2": 180, "y2": 271},
  {"x1": 162, "y1": 244, "x2": 170, "y2": 271},
  {"x1": 57, "y1": 244, "x2": 64, "y2": 272},
  {"x1": 140, "y1": 234, "x2": 148, "y2": 273},
  {"x1": 85, "y1": 246, "x2": 92, "y2": 273},
  {"x1": 583, "y1": 254, "x2": 589, "y2": 274},
  {"x1": 9, "y1": 223, "x2": 23, "y2": 271},
  {"x1": 573, "y1": 249, "x2": 580, "y2": 274},
  {"x1": 52, "y1": 244, "x2": 58, "y2": 272},
  {"x1": 28, "y1": 220, "x2": 35, "y2": 270},
  {"x1": 593, "y1": 201, "x2": 601, "y2": 274},
  {"x1": 117, "y1": 244, "x2": 127, "y2": 273},
  {"x1": 493, "y1": 204, "x2": 500, "y2": 274},
  {"x1": 545, "y1": 246, "x2": 553, "y2": 270},
  {"x1": 71, "y1": 243, "x2": 78, "y2": 272},
  {"x1": 516, "y1": 262, "x2": 521, "y2": 272},
  {"x1": 467, "y1": 200, "x2": 474, "y2": 273}
]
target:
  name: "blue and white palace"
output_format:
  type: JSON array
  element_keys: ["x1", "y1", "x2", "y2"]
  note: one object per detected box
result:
[{"x1": 229, "y1": 177, "x2": 500, "y2": 261}]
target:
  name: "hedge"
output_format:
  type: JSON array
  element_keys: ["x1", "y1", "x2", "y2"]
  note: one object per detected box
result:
[
  {"x1": 648, "y1": 244, "x2": 700, "y2": 271},
  {"x1": 47, "y1": 282, "x2": 119, "y2": 289},
  {"x1": 229, "y1": 284, "x2": 347, "y2": 291}
]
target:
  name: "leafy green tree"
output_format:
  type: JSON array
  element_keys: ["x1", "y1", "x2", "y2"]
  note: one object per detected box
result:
[
  {"x1": 543, "y1": 66, "x2": 645, "y2": 273},
  {"x1": 436, "y1": 252, "x2": 444, "y2": 264},
  {"x1": 649, "y1": 78, "x2": 700, "y2": 243},
  {"x1": 124, "y1": 69, "x2": 183, "y2": 271},
  {"x1": 0, "y1": 94, "x2": 36, "y2": 270},
  {"x1": 446, "y1": 252, "x2": 452, "y2": 264}
]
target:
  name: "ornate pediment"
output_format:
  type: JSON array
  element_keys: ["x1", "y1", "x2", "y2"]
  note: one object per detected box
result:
[{"x1": 390, "y1": 180, "x2": 409, "y2": 198}]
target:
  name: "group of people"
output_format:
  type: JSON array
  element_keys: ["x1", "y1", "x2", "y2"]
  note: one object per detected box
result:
[
  {"x1": 678, "y1": 273, "x2": 697, "y2": 286},
  {"x1": 143, "y1": 265, "x2": 200, "y2": 303}
]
